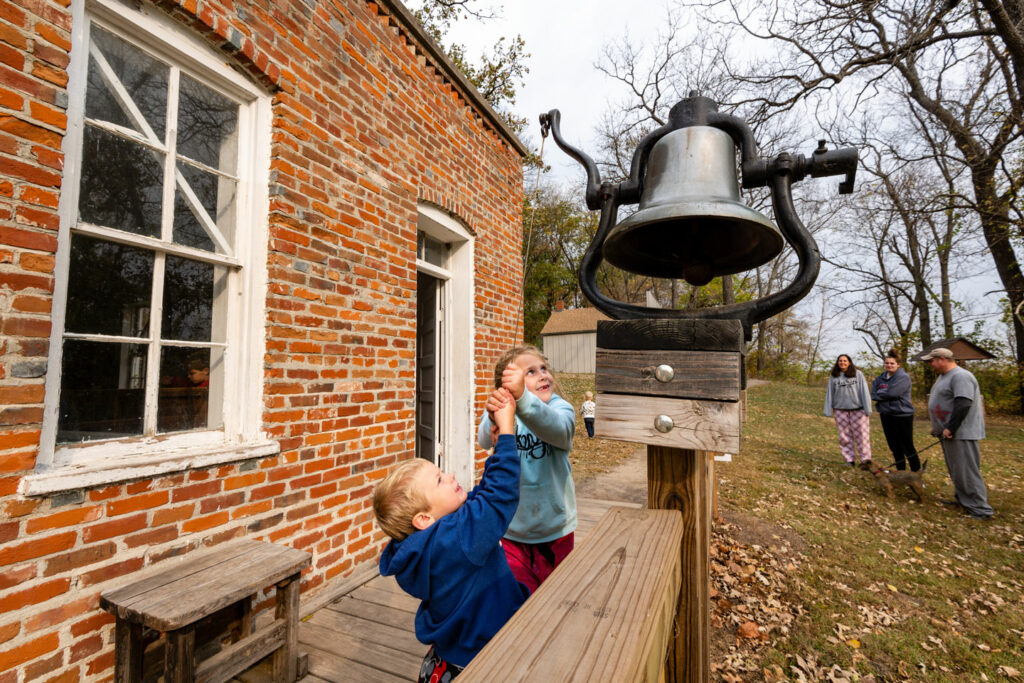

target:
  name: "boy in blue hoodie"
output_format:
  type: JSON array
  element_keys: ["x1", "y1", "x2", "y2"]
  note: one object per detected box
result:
[{"x1": 374, "y1": 388, "x2": 527, "y2": 681}]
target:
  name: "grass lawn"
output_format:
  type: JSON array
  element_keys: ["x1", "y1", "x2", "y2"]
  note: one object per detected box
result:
[
  {"x1": 722, "y1": 381, "x2": 1024, "y2": 681},
  {"x1": 561, "y1": 374, "x2": 1023, "y2": 681}
]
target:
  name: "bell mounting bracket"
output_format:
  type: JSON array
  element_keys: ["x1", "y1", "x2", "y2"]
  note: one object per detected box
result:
[{"x1": 539, "y1": 93, "x2": 858, "y2": 340}]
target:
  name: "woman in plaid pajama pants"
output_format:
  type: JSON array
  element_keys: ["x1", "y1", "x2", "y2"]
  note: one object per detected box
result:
[{"x1": 824, "y1": 354, "x2": 874, "y2": 469}]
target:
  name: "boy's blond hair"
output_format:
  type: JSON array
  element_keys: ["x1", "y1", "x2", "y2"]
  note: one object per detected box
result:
[
  {"x1": 373, "y1": 459, "x2": 430, "y2": 540},
  {"x1": 492, "y1": 345, "x2": 562, "y2": 396}
]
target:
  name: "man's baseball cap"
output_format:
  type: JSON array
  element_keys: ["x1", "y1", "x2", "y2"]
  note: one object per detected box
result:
[{"x1": 920, "y1": 347, "x2": 954, "y2": 360}]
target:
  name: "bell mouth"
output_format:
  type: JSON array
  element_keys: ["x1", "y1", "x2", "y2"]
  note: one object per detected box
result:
[{"x1": 603, "y1": 200, "x2": 785, "y2": 285}]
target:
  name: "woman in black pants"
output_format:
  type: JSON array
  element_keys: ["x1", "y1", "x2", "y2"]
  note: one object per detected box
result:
[{"x1": 870, "y1": 350, "x2": 921, "y2": 471}]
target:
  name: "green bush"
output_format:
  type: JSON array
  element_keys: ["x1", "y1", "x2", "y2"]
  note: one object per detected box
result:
[{"x1": 966, "y1": 362, "x2": 1023, "y2": 413}]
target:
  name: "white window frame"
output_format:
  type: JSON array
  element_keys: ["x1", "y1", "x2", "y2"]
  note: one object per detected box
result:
[
  {"x1": 23, "y1": 0, "x2": 276, "y2": 496},
  {"x1": 416, "y1": 205, "x2": 475, "y2": 489}
]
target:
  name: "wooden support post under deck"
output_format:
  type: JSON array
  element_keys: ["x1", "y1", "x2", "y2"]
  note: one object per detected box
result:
[{"x1": 648, "y1": 446, "x2": 711, "y2": 683}]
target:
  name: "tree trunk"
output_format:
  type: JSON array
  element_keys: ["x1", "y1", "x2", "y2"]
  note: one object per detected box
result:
[{"x1": 974, "y1": 175, "x2": 1024, "y2": 413}]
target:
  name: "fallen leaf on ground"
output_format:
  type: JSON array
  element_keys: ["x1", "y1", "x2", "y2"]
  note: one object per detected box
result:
[{"x1": 737, "y1": 620, "x2": 760, "y2": 638}]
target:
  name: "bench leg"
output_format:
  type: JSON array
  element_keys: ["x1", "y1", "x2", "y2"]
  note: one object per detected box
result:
[
  {"x1": 164, "y1": 625, "x2": 196, "y2": 683},
  {"x1": 272, "y1": 573, "x2": 300, "y2": 683},
  {"x1": 239, "y1": 596, "x2": 254, "y2": 637},
  {"x1": 114, "y1": 620, "x2": 144, "y2": 683}
]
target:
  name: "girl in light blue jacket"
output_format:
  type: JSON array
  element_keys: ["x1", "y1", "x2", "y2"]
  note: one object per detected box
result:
[{"x1": 478, "y1": 345, "x2": 576, "y2": 594}]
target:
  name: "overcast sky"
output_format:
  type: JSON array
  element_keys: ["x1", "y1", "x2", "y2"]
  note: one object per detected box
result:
[{"x1": 413, "y1": 0, "x2": 674, "y2": 186}]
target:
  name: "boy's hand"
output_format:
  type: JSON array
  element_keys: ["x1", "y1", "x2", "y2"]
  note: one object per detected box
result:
[
  {"x1": 485, "y1": 387, "x2": 512, "y2": 416},
  {"x1": 502, "y1": 361, "x2": 526, "y2": 400},
  {"x1": 492, "y1": 388, "x2": 516, "y2": 434}
]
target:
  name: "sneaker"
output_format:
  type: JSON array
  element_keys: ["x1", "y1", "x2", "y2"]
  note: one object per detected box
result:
[
  {"x1": 858, "y1": 460, "x2": 873, "y2": 471},
  {"x1": 940, "y1": 499, "x2": 961, "y2": 507},
  {"x1": 966, "y1": 512, "x2": 992, "y2": 520}
]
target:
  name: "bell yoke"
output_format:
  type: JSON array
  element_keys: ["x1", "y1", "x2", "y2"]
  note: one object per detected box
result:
[{"x1": 539, "y1": 92, "x2": 858, "y2": 340}]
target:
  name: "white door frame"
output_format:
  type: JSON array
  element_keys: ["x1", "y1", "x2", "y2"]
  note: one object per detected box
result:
[{"x1": 416, "y1": 205, "x2": 475, "y2": 489}]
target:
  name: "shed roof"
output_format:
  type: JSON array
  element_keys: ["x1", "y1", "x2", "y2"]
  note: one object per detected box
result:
[
  {"x1": 911, "y1": 337, "x2": 997, "y2": 361},
  {"x1": 540, "y1": 308, "x2": 612, "y2": 336}
]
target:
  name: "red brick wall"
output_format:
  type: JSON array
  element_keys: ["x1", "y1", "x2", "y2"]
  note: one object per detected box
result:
[{"x1": 0, "y1": 0, "x2": 523, "y2": 680}]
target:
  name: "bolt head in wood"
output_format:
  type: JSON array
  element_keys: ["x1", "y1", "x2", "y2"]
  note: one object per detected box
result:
[
  {"x1": 654, "y1": 414, "x2": 674, "y2": 433},
  {"x1": 654, "y1": 364, "x2": 675, "y2": 382}
]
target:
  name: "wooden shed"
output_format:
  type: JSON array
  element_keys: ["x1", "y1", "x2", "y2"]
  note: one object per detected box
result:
[
  {"x1": 912, "y1": 337, "x2": 997, "y2": 362},
  {"x1": 540, "y1": 307, "x2": 611, "y2": 373}
]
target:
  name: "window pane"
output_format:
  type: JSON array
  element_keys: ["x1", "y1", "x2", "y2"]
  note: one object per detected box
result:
[
  {"x1": 86, "y1": 25, "x2": 168, "y2": 140},
  {"x1": 158, "y1": 346, "x2": 222, "y2": 432},
  {"x1": 79, "y1": 125, "x2": 164, "y2": 237},
  {"x1": 418, "y1": 232, "x2": 446, "y2": 267},
  {"x1": 66, "y1": 235, "x2": 153, "y2": 336},
  {"x1": 173, "y1": 162, "x2": 236, "y2": 252},
  {"x1": 162, "y1": 255, "x2": 228, "y2": 342},
  {"x1": 57, "y1": 339, "x2": 146, "y2": 443},
  {"x1": 177, "y1": 74, "x2": 239, "y2": 174}
]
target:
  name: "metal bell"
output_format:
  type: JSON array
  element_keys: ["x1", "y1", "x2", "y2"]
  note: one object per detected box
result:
[{"x1": 603, "y1": 126, "x2": 784, "y2": 286}]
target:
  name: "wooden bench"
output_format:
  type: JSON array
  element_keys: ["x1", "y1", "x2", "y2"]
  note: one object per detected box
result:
[
  {"x1": 459, "y1": 506, "x2": 684, "y2": 682},
  {"x1": 100, "y1": 539, "x2": 311, "y2": 683}
]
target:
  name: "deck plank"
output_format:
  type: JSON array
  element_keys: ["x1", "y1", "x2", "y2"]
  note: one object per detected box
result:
[
  {"x1": 323, "y1": 595, "x2": 421, "y2": 633},
  {"x1": 346, "y1": 585, "x2": 418, "y2": 613},
  {"x1": 304, "y1": 643, "x2": 406, "y2": 683},
  {"x1": 306, "y1": 607, "x2": 422, "y2": 653},
  {"x1": 300, "y1": 622, "x2": 421, "y2": 677}
]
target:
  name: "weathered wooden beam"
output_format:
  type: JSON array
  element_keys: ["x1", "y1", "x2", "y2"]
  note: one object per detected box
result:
[
  {"x1": 596, "y1": 349, "x2": 742, "y2": 401},
  {"x1": 595, "y1": 394, "x2": 740, "y2": 452},
  {"x1": 597, "y1": 319, "x2": 743, "y2": 352}
]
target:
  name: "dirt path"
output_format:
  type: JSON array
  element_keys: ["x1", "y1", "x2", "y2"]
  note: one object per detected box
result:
[{"x1": 573, "y1": 444, "x2": 647, "y2": 504}]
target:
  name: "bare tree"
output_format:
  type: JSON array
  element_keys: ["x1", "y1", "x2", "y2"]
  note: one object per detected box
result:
[{"x1": 707, "y1": 0, "x2": 1024, "y2": 408}]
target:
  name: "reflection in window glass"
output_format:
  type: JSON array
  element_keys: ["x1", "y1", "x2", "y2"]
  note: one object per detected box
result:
[
  {"x1": 173, "y1": 162, "x2": 236, "y2": 252},
  {"x1": 86, "y1": 25, "x2": 169, "y2": 140},
  {"x1": 66, "y1": 235, "x2": 153, "y2": 337},
  {"x1": 57, "y1": 339, "x2": 146, "y2": 443},
  {"x1": 79, "y1": 125, "x2": 164, "y2": 237},
  {"x1": 177, "y1": 74, "x2": 238, "y2": 173},
  {"x1": 162, "y1": 255, "x2": 223, "y2": 342},
  {"x1": 158, "y1": 346, "x2": 219, "y2": 432}
]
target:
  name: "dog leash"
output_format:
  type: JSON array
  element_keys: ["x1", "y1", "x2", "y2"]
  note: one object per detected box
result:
[{"x1": 884, "y1": 439, "x2": 942, "y2": 469}]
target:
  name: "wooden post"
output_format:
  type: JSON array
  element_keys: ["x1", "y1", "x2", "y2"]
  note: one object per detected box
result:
[
  {"x1": 596, "y1": 318, "x2": 744, "y2": 683},
  {"x1": 649, "y1": 447, "x2": 711, "y2": 682}
]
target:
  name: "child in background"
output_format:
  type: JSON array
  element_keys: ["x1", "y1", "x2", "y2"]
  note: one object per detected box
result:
[
  {"x1": 375, "y1": 388, "x2": 527, "y2": 681},
  {"x1": 581, "y1": 391, "x2": 596, "y2": 438},
  {"x1": 477, "y1": 345, "x2": 577, "y2": 593}
]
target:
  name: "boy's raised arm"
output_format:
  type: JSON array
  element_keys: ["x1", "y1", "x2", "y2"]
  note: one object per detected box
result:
[{"x1": 460, "y1": 389, "x2": 519, "y2": 564}]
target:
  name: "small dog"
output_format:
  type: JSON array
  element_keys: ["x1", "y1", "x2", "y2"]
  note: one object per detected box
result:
[{"x1": 870, "y1": 460, "x2": 928, "y2": 501}]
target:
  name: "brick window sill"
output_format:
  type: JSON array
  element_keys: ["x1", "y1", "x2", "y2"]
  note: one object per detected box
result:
[{"x1": 20, "y1": 439, "x2": 280, "y2": 496}]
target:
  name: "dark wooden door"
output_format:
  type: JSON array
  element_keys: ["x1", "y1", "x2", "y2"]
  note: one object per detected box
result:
[{"x1": 416, "y1": 272, "x2": 438, "y2": 462}]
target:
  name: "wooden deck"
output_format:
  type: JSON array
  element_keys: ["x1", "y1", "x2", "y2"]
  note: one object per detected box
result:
[{"x1": 292, "y1": 497, "x2": 642, "y2": 682}]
